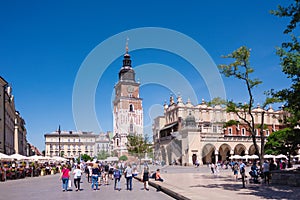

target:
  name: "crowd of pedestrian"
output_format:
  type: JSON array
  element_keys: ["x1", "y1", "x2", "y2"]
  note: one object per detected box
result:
[
  {"x1": 229, "y1": 159, "x2": 286, "y2": 185},
  {"x1": 59, "y1": 160, "x2": 164, "y2": 192}
]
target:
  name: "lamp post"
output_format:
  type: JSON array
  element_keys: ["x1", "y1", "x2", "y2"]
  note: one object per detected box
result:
[{"x1": 58, "y1": 125, "x2": 61, "y2": 157}]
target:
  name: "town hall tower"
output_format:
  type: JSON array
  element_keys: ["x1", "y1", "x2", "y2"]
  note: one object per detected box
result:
[{"x1": 113, "y1": 42, "x2": 143, "y2": 155}]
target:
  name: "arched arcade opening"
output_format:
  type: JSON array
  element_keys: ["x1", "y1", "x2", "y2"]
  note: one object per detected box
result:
[{"x1": 202, "y1": 144, "x2": 216, "y2": 164}]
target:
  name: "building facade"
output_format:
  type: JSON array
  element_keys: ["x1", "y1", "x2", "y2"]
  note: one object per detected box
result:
[
  {"x1": 153, "y1": 95, "x2": 285, "y2": 166},
  {"x1": 112, "y1": 45, "x2": 143, "y2": 155},
  {"x1": 0, "y1": 76, "x2": 28, "y2": 155},
  {"x1": 44, "y1": 130, "x2": 111, "y2": 158},
  {"x1": 44, "y1": 130, "x2": 97, "y2": 158},
  {"x1": 95, "y1": 132, "x2": 111, "y2": 155}
]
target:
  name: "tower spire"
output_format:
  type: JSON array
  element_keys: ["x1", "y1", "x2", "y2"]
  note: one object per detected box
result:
[{"x1": 125, "y1": 37, "x2": 129, "y2": 54}]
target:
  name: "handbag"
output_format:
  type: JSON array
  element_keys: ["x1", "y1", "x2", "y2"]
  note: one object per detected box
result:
[{"x1": 68, "y1": 180, "x2": 72, "y2": 188}]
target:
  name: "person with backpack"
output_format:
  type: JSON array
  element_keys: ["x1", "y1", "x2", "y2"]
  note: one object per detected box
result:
[
  {"x1": 113, "y1": 166, "x2": 122, "y2": 191},
  {"x1": 104, "y1": 163, "x2": 109, "y2": 185},
  {"x1": 239, "y1": 161, "x2": 246, "y2": 188}
]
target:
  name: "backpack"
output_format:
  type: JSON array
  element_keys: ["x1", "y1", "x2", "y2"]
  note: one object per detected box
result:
[
  {"x1": 114, "y1": 170, "x2": 121, "y2": 178},
  {"x1": 240, "y1": 167, "x2": 245, "y2": 174}
]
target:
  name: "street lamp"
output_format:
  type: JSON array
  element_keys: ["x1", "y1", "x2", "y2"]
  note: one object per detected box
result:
[{"x1": 58, "y1": 125, "x2": 61, "y2": 157}]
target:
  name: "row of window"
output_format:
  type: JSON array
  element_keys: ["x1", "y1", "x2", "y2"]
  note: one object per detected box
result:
[
  {"x1": 49, "y1": 144, "x2": 94, "y2": 150},
  {"x1": 49, "y1": 138, "x2": 95, "y2": 142},
  {"x1": 227, "y1": 128, "x2": 270, "y2": 136}
]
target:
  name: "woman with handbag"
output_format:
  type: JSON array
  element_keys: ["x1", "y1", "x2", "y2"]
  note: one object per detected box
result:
[{"x1": 60, "y1": 165, "x2": 70, "y2": 192}]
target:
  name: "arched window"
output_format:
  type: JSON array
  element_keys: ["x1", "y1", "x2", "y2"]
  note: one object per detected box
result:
[{"x1": 129, "y1": 104, "x2": 134, "y2": 112}]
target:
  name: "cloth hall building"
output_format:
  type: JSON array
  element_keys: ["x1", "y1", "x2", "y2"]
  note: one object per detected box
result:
[{"x1": 153, "y1": 95, "x2": 285, "y2": 166}]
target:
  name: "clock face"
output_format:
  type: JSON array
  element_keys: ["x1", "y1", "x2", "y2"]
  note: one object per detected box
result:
[{"x1": 127, "y1": 85, "x2": 134, "y2": 93}]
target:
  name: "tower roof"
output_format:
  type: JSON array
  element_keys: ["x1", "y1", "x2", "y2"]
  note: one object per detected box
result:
[{"x1": 119, "y1": 38, "x2": 135, "y2": 82}]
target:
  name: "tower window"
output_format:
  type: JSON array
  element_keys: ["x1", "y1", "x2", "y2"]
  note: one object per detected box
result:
[
  {"x1": 130, "y1": 123, "x2": 133, "y2": 132},
  {"x1": 129, "y1": 104, "x2": 134, "y2": 112}
]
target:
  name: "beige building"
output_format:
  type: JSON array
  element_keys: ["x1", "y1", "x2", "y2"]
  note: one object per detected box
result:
[
  {"x1": 14, "y1": 111, "x2": 27, "y2": 155},
  {"x1": 44, "y1": 130, "x2": 97, "y2": 158},
  {"x1": 0, "y1": 76, "x2": 27, "y2": 155},
  {"x1": 95, "y1": 132, "x2": 111, "y2": 155},
  {"x1": 153, "y1": 95, "x2": 285, "y2": 166},
  {"x1": 44, "y1": 130, "x2": 112, "y2": 158},
  {"x1": 112, "y1": 46, "x2": 143, "y2": 155}
]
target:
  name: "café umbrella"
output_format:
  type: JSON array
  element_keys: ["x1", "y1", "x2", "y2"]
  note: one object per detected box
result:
[
  {"x1": 0, "y1": 152, "x2": 11, "y2": 160},
  {"x1": 9, "y1": 153, "x2": 29, "y2": 160}
]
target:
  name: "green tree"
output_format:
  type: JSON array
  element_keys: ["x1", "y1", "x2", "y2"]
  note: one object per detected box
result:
[
  {"x1": 119, "y1": 155, "x2": 128, "y2": 161},
  {"x1": 271, "y1": 0, "x2": 300, "y2": 125},
  {"x1": 80, "y1": 154, "x2": 92, "y2": 162},
  {"x1": 265, "y1": 127, "x2": 300, "y2": 166},
  {"x1": 97, "y1": 150, "x2": 110, "y2": 160},
  {"x1": 126, "y1": 134, "x2": 152, "y2": 159},
  {"x1": 218, "y1": 46, "x2": 278, "y2": 167},
  {"x1": 267, "y1": 1, "x2": 300, "y2": 164}
]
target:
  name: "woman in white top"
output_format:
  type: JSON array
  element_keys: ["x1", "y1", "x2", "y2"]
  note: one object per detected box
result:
[
  {"x1": 73, "y1": 165, "x2": 82, "y2": 191},
  {"x1": 124, "y1": 164, "x2": 133, "y2": 191}
]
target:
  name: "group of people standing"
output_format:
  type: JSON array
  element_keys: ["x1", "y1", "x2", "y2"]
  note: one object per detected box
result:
[
  {"x1": 59, "y1": 161, "x2": 163, "y2": 192},
  {"x1": 231, "y1": 159, "x2": 275, "y2": 185}
]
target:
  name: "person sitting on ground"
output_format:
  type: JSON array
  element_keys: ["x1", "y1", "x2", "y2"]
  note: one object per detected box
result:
[{"x1": 155, "y1": 169, "x2": 164, "y2": 182}]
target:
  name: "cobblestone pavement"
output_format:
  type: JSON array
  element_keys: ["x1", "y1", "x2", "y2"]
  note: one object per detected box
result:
[
  {"x1": 1, "y1": 166, "x2": 299, "y2": 200},
  {"x1": 154, "y1": 165, "x2": 300, "y2": 200},
  {"x1": 0, "y1": 173, "x2": 173, "y2": 200}
]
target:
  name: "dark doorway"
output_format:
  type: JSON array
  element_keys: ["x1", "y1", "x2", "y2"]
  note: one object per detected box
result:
[{"x1": 192, "y1": 154, "x2": 197, "y2": 165}]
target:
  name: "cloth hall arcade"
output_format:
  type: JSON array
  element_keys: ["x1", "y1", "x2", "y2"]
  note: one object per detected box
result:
[{"x1": 153, "y1": 95, "x2": 286, "y2": 166}]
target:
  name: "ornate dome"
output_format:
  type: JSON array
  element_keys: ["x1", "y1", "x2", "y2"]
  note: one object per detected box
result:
[{"x1": 185, "y1": 112, "x2": 196, "y2": 127}]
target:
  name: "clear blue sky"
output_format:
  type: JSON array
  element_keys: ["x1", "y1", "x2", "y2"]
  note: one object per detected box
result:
[{"x1": 0, "y1": 0, "x2": 292, "y2": 151}]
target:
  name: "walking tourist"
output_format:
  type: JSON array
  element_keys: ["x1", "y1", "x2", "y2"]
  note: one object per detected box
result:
[
  {"x1": 104, "y1": 162, "x2": 109, "y2": 185},
  {"x1": 91, "y1": 163, "x2": 100, "y2": 190},
  {"x1": 233, "y1": 162, "x2": 239, "y2": 181},
  {"x1": 60, "y1": 165, "x2": 70, "y2": 192},
  {"x1": 124, "y1": 164, "x2": 133, "y2": 190},
  {"x1": 73, "y1": 165, "x2": 82, "y2": 191},
  {"x1": 113, "y1": 166, "x2": 122, "y2": 191},
  {"x1": 263, "y1": 160, "x2": 270, "y2": 185},
  {"x1": 250, "y1": 162, "x2": 259, "y2": 184},
  {"x1": 142, "y1": 166, "x2": 150, "y2": 190},
  {"x1": 210, "y1": 163, "x2": 215, "y2": 174}
]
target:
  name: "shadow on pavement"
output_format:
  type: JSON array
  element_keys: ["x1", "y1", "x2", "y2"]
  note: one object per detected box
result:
[{"x1": 190, "y1": 182, "x2": 300, "y2": 199}]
